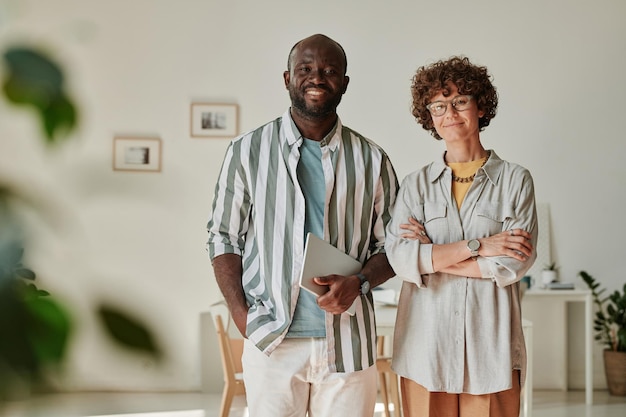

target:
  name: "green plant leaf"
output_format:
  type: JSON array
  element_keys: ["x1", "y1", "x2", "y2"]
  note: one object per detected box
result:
[
  {"x1": 25, "y1": 296, "x2": 72, "y2": 363},
  {"x1": 579, "y1": 270, "x2": 626, "y2": 352},
  {"x1": 97, "y1": 305, "x2": 162, "y2": 360},
  {"x1": 15, "y1": 268, "x2": 35, "y2": 280},
  {"x1": 41, "y1": 93, "x2": 77, "y2": 143},
  {"x1": 2, "y1": 48, "x2": 63, "y2": 100},
  {"x1": 0, "y1": 279, "x2": 70, "y2": 392},
  {"x1": 2, "y1": 47, "x2": 78, "y2": 143}
]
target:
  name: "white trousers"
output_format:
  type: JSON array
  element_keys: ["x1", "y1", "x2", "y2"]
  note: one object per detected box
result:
[{"x1": 242, "y1": 337, "x2": 377, "y2": 417}]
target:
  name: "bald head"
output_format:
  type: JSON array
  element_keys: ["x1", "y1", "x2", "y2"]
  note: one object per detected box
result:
[{"x1": 287, "y1": 34, "x2": 347, "y2": 74}]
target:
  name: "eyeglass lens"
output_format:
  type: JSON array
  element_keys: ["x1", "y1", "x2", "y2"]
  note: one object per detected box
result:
[{"x1": 427, "y1": 95, "x2": 472, "y2": 116}]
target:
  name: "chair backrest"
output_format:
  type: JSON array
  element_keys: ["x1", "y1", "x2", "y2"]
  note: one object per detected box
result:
[
  {"x1": 209, "y1": 301, "x2": 244, "y2": 383},
  {"x1": 215, "y1": 315, "x2": 244, "y2": 378}
]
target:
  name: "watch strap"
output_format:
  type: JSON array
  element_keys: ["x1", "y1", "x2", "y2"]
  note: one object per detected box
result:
[{"x1": 356, "y1": 272, "x2": 370, "y2": 294}]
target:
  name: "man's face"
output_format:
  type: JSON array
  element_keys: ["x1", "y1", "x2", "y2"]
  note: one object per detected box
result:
[{"x1": 284, "y1": 37, "x2": 349, "y2": 120}]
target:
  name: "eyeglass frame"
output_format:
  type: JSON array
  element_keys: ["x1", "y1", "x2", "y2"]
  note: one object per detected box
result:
[{"x1": 425, "y1": 95, "x2": 474, "y2": 117}]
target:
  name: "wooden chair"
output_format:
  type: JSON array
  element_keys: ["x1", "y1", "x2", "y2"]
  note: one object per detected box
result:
[
  {"x1": 209, "y1": 301, "x2": 246, "y2": 417},
  {"x1": 377, "y1": 336, "x2": 402, "y2": 417}
]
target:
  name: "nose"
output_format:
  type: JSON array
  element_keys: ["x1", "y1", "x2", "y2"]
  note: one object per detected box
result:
[
  {"x1": 308, "y1": 69, "x2": 327, "y2": 84},
  {"x1": 445, "y1": 103, "x2": 459, "y2": 116}
]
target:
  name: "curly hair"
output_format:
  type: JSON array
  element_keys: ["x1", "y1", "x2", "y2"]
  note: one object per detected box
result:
[{"x1": 410, "y1": 56, "x2": 498, "y2": 140}]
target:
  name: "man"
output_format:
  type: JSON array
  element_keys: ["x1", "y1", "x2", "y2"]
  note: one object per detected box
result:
[{"x1": 206, "y1": 34, "x2": 398, "y2": 417}]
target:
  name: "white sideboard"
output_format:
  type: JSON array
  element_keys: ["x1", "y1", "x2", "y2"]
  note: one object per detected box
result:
[{"x1": 521, "y1": 287, "x2": 593, "y2": 405}]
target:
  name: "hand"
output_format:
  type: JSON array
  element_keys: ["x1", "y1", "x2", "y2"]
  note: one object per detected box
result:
[
  {"x1": 400, "y1": 217, "x2": 431, "y2": 244},
  {"x1": 314, "y1": 274, "x2": 360, "y2": 314},
  {"x1": 478, "y1": 229, "x2": 533, "y2": 261}
]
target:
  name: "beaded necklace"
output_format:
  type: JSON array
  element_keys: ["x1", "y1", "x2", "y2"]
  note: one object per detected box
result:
[{"x1": 450, "y1": 151, "x2": 490, "y2": 183}]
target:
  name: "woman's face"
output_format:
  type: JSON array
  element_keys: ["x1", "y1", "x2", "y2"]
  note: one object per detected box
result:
[{"x1": 429, "y1": 83, "x2": 484, "y2": 144}]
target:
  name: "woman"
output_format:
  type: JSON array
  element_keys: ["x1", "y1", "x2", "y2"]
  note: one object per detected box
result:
[{"x1": 385, "y1": 56, "x2": 538, "y2": 417}]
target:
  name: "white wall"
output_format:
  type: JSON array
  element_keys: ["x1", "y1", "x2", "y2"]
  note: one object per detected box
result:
[{"x1": 1, "y1": 0, "x2": 624, "y2": 393}]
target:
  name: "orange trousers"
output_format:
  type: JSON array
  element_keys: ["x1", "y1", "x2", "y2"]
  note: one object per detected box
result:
[{"x1": 401, "y1": 371, "x2": 521, "y2": 417}]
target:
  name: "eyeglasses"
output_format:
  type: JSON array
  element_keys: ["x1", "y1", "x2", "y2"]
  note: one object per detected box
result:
[{"x1": 426, "y1": 95, "x2": 473, "y2": 117}]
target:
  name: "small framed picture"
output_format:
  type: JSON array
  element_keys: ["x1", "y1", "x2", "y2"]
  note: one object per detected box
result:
[
  {"x1": 190, "y1": 103, "x2": 239, "y2": 138},
  {"x1": 113, "y1": 137, "x2": 162, "y2": 172}
]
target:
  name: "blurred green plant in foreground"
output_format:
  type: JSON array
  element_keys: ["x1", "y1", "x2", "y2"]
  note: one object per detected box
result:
[
  {"x1": 0, "y1": 240, "x2": 71, "y2": 398},
  {"x1": 1, "y1": 46, "x2": 161, "y2": 401},
  {"x1": 2, "y1": 47, "x2": 77, "y2": 143}
]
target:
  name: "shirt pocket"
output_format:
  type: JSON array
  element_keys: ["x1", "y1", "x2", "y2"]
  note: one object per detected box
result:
[
  {"x1": 422, "y1": 202, "x2": 448, "y2": 241},
  {"x1": 474, "y1": 201, "x2": 515, "y2": 235}
]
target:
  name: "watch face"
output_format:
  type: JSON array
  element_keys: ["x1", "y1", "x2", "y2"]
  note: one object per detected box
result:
[
  {"x1": 361, "y1": 280, "x2": 370, "y2": 294},
  {"x1": 469, "y1": 240, "x2": 480, "y2": 251}
]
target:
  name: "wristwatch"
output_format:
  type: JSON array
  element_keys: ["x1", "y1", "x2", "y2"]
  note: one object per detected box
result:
[
  {"x1": 467, "y1": 239, "x2": 481, "y2": 258},
  {"x1": 356, "y1": 273, "x2": 370, "y2": 295}
]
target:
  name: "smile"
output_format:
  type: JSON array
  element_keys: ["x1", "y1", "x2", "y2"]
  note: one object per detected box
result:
[
  {"x1": 304, "y1": 87, "x2": 330, "y2": 96},
  {"x1": 444, "y1": 122, "x2": 464, "y2": 128},
  {"x1": 305, "y1": 89, "x2": 326, "y2": 97}
]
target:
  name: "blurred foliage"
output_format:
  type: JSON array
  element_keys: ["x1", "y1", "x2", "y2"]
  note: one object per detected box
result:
[
  {"x1": 0, "y1": 241, "x2": 71, "y2": 399},
  {"x1": 1, "y1": 45, "x2": 161, "y2": 401},
  {"x1": 2, "y1": 47, "x2": 77, "y2": 143},
  {"x1": 99, "y1": 305, "x2": 163, "y2": 359}
]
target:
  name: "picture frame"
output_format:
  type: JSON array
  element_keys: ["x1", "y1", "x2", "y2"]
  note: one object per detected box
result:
[
  {"x1": 190, "y1": 103, "x2": 239, "y2": 138},
  {"x1": 113, "y1": 137, "x2": 162, "y2": 172}
]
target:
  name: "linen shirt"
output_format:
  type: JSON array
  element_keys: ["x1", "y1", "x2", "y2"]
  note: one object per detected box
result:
[
  {"x1": 207, "y1": 109, "x2": 398, "y2": 373},
  {"x1": 385, "y1": 150, "x2": 537, "y2": 394}
]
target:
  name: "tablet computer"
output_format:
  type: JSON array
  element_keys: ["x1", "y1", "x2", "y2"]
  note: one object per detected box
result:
[{"x1": 298, "y1": 233, "x2": 362, "y2": 315}]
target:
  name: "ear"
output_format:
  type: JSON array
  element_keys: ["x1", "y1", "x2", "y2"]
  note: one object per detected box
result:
[
  {"x1": 283, "y1": 71, "x2": 290, "y2": 89},
  {"x1": 478, "y1": 109, "x2": 485, "y2": 118},
  {"x1": 342, "y1": 75, "x2": 350, "y2": 94}
]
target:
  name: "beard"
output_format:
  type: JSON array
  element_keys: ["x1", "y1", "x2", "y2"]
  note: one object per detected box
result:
[{"x1": 288, "y1": 84, "x2": 343, "y2": 120}]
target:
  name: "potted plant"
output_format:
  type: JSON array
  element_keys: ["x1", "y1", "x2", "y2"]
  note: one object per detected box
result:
[
  {"x1": 579, "y1": 270, "x2": 626, "y2": 396},
  {"x1": 541, "y1": 262, "x2": 559, "y2": 286}
]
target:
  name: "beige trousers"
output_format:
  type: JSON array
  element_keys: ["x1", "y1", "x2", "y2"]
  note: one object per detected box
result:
[{"x1": 242, "y1": 338, "x2": 377, "y2": 417}]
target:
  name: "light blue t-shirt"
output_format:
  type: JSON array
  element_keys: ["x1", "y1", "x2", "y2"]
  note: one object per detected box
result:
[{"x1": 287, "y1": 137, "x2": 326, "y2": 337}]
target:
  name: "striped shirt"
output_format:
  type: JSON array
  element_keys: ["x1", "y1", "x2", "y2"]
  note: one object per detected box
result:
[{"x1": 207, "y1": 109, "x2": 398, "y2": 373}]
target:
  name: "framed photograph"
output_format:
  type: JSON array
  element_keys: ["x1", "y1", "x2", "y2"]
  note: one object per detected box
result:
[
  {"x1": 190, "y1": 103, "x2": 238, "y2": 138},
  {"x1": 113, "y1": 137, "x2": 162, "y2": 172}
]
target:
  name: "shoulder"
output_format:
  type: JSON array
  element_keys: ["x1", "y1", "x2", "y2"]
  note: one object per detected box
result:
[
  {"x1": 232, "y1": 116, "x2": 283, "y2": 145},
  {"x1": 487, "y1": 151, "x2": 533, "y2": 179},
  {"x1": 484, "y1": 152, "x2": 535, "y2": 197},
  {"x1": 340, "y1": 124, "x2": 392, "y2": 160},
  {"x1": 400, "y1": 163, "x2": 432, "y2": 186}
]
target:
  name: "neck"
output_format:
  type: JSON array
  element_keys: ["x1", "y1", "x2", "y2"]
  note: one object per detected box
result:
[
  {"x1": 290, "y1": 108, "x2": 337, "y2": 141},
  {"x1": 444, "y1": 143, "x2": 487, "y2": 163}
]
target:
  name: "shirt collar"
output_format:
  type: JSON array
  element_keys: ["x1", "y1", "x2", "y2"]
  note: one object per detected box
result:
[
  {"x1": 283, "y1": 108, "x2": 342, "y2": 150},
  {"x1": 428, "y1": 149, "x2": 503, "y2": 185}
]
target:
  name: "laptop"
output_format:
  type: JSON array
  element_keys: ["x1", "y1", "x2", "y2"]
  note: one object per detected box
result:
[{"x1": 298, "y1": 233, "x2": 362, "y2": 315}]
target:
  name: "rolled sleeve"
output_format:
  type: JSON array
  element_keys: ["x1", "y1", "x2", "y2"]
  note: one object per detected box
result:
[
  {"x1": 385, "y1": 238, "x2": 431, "y2": 287},
  {"x1": 206, "y1": 142, "x2": 250, "y2": 261},
  {"x1": 385, "y1": 178, "x2": 432, "y2": 287},
  {"x1": 479, "y1": 252, "x2": 537, "y2": 288}
]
